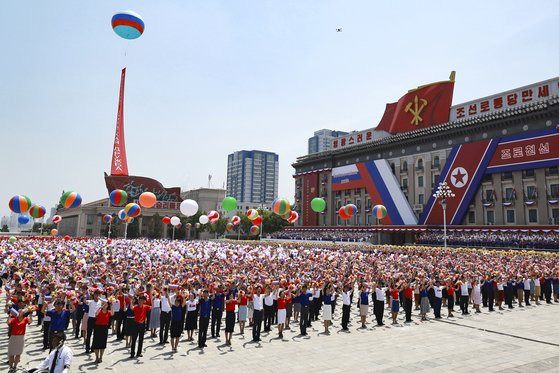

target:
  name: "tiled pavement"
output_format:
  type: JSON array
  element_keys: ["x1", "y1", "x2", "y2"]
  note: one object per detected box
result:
[{"x1": 1, "y1": 301, "x2": 558, "y2": 372}]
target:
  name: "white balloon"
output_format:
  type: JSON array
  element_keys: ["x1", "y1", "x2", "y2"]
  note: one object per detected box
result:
[
  {"x1": 170, "y1": 216, "x2": 181, "y2": 226},
  {"x1": 180, "y1": 199, "x2": 199, "y2": 217},
  {"x1": 199, "y1": 215, "x2": 209, "y2": 224}
]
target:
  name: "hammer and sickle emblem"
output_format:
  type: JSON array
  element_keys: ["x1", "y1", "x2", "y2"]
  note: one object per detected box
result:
[{"x1": 404, "y1": 95, "x2": 428, "y2": 125}]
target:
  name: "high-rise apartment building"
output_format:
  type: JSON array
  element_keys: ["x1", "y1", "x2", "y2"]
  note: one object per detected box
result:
[{"x1": 308, "y1": 129, "x2": 349, "y2": 154}]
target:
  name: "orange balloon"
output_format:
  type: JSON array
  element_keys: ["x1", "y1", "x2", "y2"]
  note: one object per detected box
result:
[
  {"x1": 51, "y1": 229, "x2": 58, "y2": 236},
  {"x1": 139, "y1": 192, "x2": 157, "y2": 208}
]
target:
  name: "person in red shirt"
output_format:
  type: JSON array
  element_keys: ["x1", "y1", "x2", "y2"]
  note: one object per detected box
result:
[
  {"x1": 276, "y1": 290, "x2": 287, "y2": 339},
  {"x1": 7, "y1": 308, "x2": 32, "y2": 372},
  {"x1": 403, "y1": 282, "x2": 414, "y2": 322},
  {"x1": 284, "y1": 289, "x2": 293, "y2": 330},
  {"x1": 130, "y1": 295, "x2": 151, "y2": 359},
  {"x1": 92, "y1": 300, "x2": 114, "y2": 364},
  {"x1": 389, "y1": 283, "x2": 401, "y2": 325},
  {"x1": 238, "y1": 290, "x2": 248, "y2": 335},
  {"x1": 224, "y1": 294, "x2": 238, "y2": 346},
  {"x1": 446, "y1": 279, "x2": 455, "y2": 317}
]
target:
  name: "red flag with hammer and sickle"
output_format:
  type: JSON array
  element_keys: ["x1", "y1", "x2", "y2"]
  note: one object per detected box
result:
[{"x1": 376, "y1": 74, "x2": 455, "y2": 134}]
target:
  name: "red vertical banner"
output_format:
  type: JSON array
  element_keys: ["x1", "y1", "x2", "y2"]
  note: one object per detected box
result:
[
  {"x1": 302, "y1": 173, "x2": 319, "y2": 226},
  {"x1": 111, "y1": 68, "x2": 129, "y2": 176}
]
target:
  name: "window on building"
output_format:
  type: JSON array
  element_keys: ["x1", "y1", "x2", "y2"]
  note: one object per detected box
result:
[
  {"x1": 485, "y1": 189, "x2": 494, "y2": 200},
  {"x1": 468, "y1": 211, "x2": 475, "y2": 224},
  {"x1": 552, "y1": 209, "x2": 559, "y2": 224},
  {"x1": 86, "y1": 215, "x2": 94, "y2": 225},
  {"x1": 433, "y1": 174, "x2": 439, "y2": 185},
  {"x1": 335, "y1": 191, "x2": 341, "y2": 198},
  {"x1": 547, "y1": 166, "x2": 559, "y2": 176},
  {"x1": 390, "y1": 163, "x2": 395, "y2": 174},
  {"x1": 502, "y1": 172, "x2": 513, "y2": 181},
  {"x1": 356, "y1": 200, "x2": 361, "y2": 210},
  {"x1": 402, "y1": 161, "x2": 408, "y2": 172},
  {"x1": 550, "y1": 184, "x2": 559, "y2": 198},
  {"x1": 418, "y1": 176, "x2": 424, "y2": 188},
  {"x1": 524, "y1": 169, "x2": 535, "y2": 178},
  {"x1": 367, "y1": 215, "x2": 372, "y2": 225},
  {"x1": 506, "y1": 210, "x2": 515, "y2": 223},
  {"x1": 85, "y1": 229, "x2": 92, "y2": 236},
  {"x1": 486, "y1": 210, "x2": 495, "y2": 224},
  {"x1": 337, "y1": 200, "x2": 342, "y2": 209},
  {"x1": 505, "y1": 187, "x2": 513, "y2": 200},
  {"x1": 417, "y1": 159, "x2": 423, "y2": 170},
  {"x1": 402, "y1": 178, "x2": 408, "y2": 188},
  {"x1": 528, "y1": 209, "x2": 538, "y2": 223},
  {"x1": 526, "y1": 186, "x2": 536, "y2": 200},
  {"x1": 433, "y1": 156, "x2": 440, "y2": 168},
  {"x1": 482, "y1": 174, "x2": 493, "y2": 183},
  {"x1": 418, "y1": 194, "x2": 424, "y2": 205},
  {"x1": 356, "y1": 215, "x2": 361, "y2": 226}
]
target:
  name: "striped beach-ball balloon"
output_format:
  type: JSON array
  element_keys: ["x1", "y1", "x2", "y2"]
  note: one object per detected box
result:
[
  {"x1": 246, "y1": 209, "x2": 259, "y2": 220},
  {"x1": 111, "y1": 10, "x2": 145, "y2": 40},
  {"x1": 28, "y1": 204, "x2": 46, "y2": 219},
  {"x1": 345, "y1": 204, "x2": 357, "y2": 217},
  {"x1": 226, "y1": 223, "x2": 234, "y2": 232},
  {"x1": 118, "y1": 209, "x2": 127, "y2": 220},
  {"x1": 60, "y1": 191, "x2": 82, "y2": 209},
  {"x1": 52, "y1": 215, "x2": 62, "y2": 224},
  {"x1": 372, "y1": 204, "x2": 387, "y2": 219},
  {"x1": 8, "y1": 195, "x2": 32, "y2": 214},
  {"x1": 124, "y1": 203, "x2": 141, "y2": 218},
  {"x1": 231, "y1": 216, "x2": 241, "y2": 225},
  {"x1": 124, "y1": 216, "x2": 134, "y2": 224},
  {"x1": 103, "y1": 214, "x2": 113, "y2": 224},
  {"x1": 250, "y1": 225, "x2": 260, "y2": 236},
  {"x1": 207, "y1": 210, "x2": 220, "y2": 223},
  {"x1": 272, "y1": 198, "x2": 291, "y2": 215},
  {"x1": 109, "y1": 189, "x2": 127, "y2": 206},
  {"x1": 338, "y1": 206, "x2": 351, "y2": 220},
  {"x1": 287, "y1": 211, "x2": 299, "y2": 224}
]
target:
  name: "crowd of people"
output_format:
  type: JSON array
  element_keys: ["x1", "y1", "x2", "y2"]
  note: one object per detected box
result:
[
  {"x1": 2, "y1": 238, "x2": 559, "y2": 371},
  {"x1": 416, "y1": 230, "x2": 559, "y2": 249},
  {"x1": 268, "y1": 229, "x2": 374, "y2": 242}
]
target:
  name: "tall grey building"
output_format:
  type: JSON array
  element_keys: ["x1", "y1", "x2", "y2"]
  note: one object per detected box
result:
[
  {"x1": 308, "y1": 129, "x2": 349, "y2": 154},
  {"x1": 226, "y1": 150, "x2": 279, "y2": 206}
]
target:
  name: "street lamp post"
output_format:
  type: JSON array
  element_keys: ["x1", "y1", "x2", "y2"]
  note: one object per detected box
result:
[{"x1": 433, "y1": 182, "x2": 455, "y2": 249}]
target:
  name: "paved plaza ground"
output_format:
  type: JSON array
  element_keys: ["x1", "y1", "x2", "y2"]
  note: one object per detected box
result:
[{"x1": 1, "y1": 301, "x2": 558, "y2": 372}]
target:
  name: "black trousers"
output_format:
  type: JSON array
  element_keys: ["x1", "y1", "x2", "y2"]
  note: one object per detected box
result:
[
  {"x1": 75, "y1": 313, "x2": 83, "y2": 338},
  {"x1": 273, "y1": 300, "x2": 278, "y2": 324},
  {"x1": 524, "y1": 290, "x2": 531, "y2": 306},
  {"x1": 300, "y1": 305, "x2": 309, "y2": 335},
  {"x1": 145, "y1": 310, "x2": 151, "y2": 331},
  {"x1": 404, "y1": 298, "x2": 413, "y2": 322},
  {"x1": 42, "y1": 321, "x2": 51, "y2": 349},
  {"x1": 460, "y1": 295, "x2": 469, "y2": 314},
  {"x1": 313, "y1": 299, "x2": 321, "y2": 320},
  {"x1": 263, "y1": 304, "x2": 273, "y2": 331},
  {"x1": 545, "y1": 285, "x2": 552, "y2": 303},
  {"x1": 160, "y1": 311, "x2": 171, "y2": 343},
  {"x1": 198, "y1": 316, "x2": 209, "y2": 347},
  {"x1": 114, "y1": 310, "x2": 124, "y2": 339},
  {"x1": 130, "y1": 322, "x2": 145, "y2": 356},
  {"x1": 482, "y1": 287, "x2": 488, "y2": 307},
  {"x1": 86, "y1": 316, "x2": 96, "y2": 352},
  {"x1": 341, "y1": 304, "x2": 350, "y2": 329},
  {"x1": 433, "y1": 297, "x2": 442, "y2": 318},
  {"x1": 211, "y1": 308, "x2": 222, "y2": 337},
  {"x1": 374, "y1": 300, "x2": 384, "y2": 325},
  {"x1": 252, "y1": 309, "x2": 262, "y2": 341},
  {"x1": 37, "y1": 308, "x2": 44, "y2": 326},
  {"x1": 447, "y1": 295, "x2": 454, "y2": 312},
  {"x1": 488, "y1": 291, "x2": 495, "y2": 311}
]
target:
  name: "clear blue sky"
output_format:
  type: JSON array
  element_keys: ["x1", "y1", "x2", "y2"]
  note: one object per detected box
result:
[{"x1": 1, "y1": 1, "x2": 558, "y2": 217}]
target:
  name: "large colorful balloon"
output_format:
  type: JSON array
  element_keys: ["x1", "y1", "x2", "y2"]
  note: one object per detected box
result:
[
  {"x1": 252, "y1": 216, "x2": 263, "y2": 226},
  {"x1": 207, "y1": 210, "x2": 219, "y2": 223},
  {"x1": 372, "y1": 204, "x2": 387, "y2": 219},
  {"x1": 272, "y1": 198, "x2": 291, "y2": 215},
  {"x1": 64, "y1": 235, "x2": 70, "y2": 241},
  {"x1": 9, "y1": 195, "x2": 32, "y2": 214},
  {"x1": 280, "y1": 211, "x2": 291, "y2": 220},
  {"x1": 103, "y1": 214, "x2": 113, "y2": 224},
  {"x1": 180, "y1": 200, "x2": 199, "y2": 217},
  {"x1": 60, "y1": 191, "x2": 82, "y2": 209},
  {"x1": 186, "y1": 223, "x2": 192, "y2": 230},
  {"x1": 118, "y1": 209, "x2": 127, "y2": 220},
  {"x1": 18, "y1": 215, "x2": 30, "y2": 225},
  {"x1": 109, "y1": 189, "x2": 128, "y2": 206},
  {"x1": 111, "y1": 10, "x2": 145, "y2": 40},
  {"x1": 124, "y1": 216, "x2": 134, "y2": 224},
  {"x1": 345, "y1": 204, "x2": 358, "y2": 217},
  {"x1": 287, "y1": 210, "x2": 299, "y2": 224},
  {"x1": 52, "y1": 215, "x2": 62, "y2": 224},
  {"x1": 250, "y1": 225, "x2": 260, "y2": 236},
  {"x1": 51, "y1": 229, "x2": 58, "y2": 236},
  {"x1": 222, "y1": 197, "x2": 237, "y2": 212},
  {"x1": 29, "y1": 204, "x2": 46, "y2": 219},
  {"x1": 226, "y1": 222, "x2": 234, "y2": 232},
  {"x1": 246, "y1": 209, "x2": 259, "y2": 220},
  {"x1": 311, "y1": 197, "x2": 326, "y2": 213},
  {"x1": 162, "y1": 216, "x2": 171, "y2": 225},
  {"x1": 338, "y1": 206, "x2": 351, "y2": 220},
  {"x1": 231, "y1": 216, "x2": 241, "y2": 225},
  {"x1": 9, "y1": 236, "x2": 16, "y2": 244},
  {"x1": 124, "y1": 203, "x2": 141, "y2": 218},
  {"x1": 198, "y1": 215, "x2": 209, "y2": 225},
  {"x1": 139, "y1": 192, "x2": 156, "y2": 208},
  {"x1": 170, "y1": 216, "x2": 181, "y2": 226}
]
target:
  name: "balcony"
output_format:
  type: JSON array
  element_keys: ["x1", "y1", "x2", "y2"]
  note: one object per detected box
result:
[
  {"x1": 400, "y1": 167, "x2": 408, "y2": 174},
  {"x1": 415, "y1": 166, "x2": 424, "y2": 172}
]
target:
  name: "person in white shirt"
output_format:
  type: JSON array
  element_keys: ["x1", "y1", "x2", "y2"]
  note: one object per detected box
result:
[
  {"x1": 373, "y1": 283, "x2": 387, "y2": 326},
  {"x1": 263, "y1": 287, "x2": 274, "y2": 332},
  {"x1": 251, "y1": 286, "x2": 264, "y2": 342},
  {"x1": 433, "y1": 282, "x2": 443, "y2": 319},
  {"x1": 341, "y1": 283, "x2": 353, "y2": 330},
  {"x1": 85, "y1": 290, "x2": 101, "y2": 354},
  {"x1": 32, "y1": 331, "x2": 72, "y2": 373},
  {"x1": 159, "y1": 288, "x2": 172, "y2": 344},
  {"x1": 459, "y1": 278, "x2": 470, "y2": 315}
]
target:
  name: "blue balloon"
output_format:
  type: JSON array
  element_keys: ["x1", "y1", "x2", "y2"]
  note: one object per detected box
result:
[
  {"x1": 18, "y1": 215, "x2": 30, "y2": 225},
  {"x1": 111, "y1": 11, "x2": 145, "y2": 40}
]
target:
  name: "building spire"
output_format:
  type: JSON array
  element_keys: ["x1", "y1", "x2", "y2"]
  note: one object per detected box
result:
[{"x1": 110, "y1": 68, "x2": 129, "y2": 176}]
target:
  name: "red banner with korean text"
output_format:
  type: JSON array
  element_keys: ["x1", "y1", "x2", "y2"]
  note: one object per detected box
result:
[
  {"x1": 302, "y1": 173, "x2": 319, "y2": 226},
  {"x1": 376, "y1": 79, "x2": 454, "y2": 134},
  {"x1": 111, "y1": 68, "x2": 129, "y2": 176}
]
